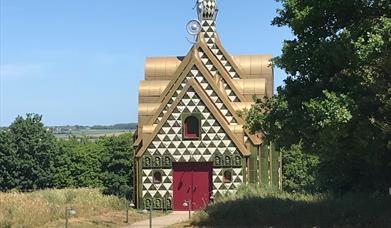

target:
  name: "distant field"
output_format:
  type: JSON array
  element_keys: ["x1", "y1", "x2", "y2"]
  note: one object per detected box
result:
[{"x1": 54, "y1": 129, "x2": 135, "y2": 139}]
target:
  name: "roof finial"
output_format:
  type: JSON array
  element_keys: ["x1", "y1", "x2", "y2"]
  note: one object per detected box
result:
[{"x1": 196, "y1": 0, "x2": 217, "y2": 21}]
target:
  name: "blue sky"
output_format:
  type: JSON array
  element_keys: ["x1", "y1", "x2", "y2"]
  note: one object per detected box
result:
[{"x1": 0, "y1": 0, "x2": 292, "y2": 126}]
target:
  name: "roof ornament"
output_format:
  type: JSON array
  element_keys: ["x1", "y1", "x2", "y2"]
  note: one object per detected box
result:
[
  {"x1": 186, "y1": 20, "x2": 202, "y2": 36},
  {"x1": 195, "y1": 0, "x2": 218, "y2": 21},
  {"x1": 186, "y1": 0, "x2": 218, "y2": 44}
]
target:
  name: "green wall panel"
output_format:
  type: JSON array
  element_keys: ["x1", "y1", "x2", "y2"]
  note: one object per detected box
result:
[
  {"x1": 260, "y1": 143, "x2": 269, "y2": 186},
  {"x1": 271, "y1": 144, "x2": 280, "y2": 188},
  {"x1": 248, "y1": 145, "x2": 258, "y2": 183}
]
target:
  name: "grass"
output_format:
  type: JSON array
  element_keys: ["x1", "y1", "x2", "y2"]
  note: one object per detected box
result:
[
  {"x1": 0, "y1": 188, "x2": 147, "y2": 228},
  {"x1": 191, "y1": 185, "x2": 391, "y2": 228}
]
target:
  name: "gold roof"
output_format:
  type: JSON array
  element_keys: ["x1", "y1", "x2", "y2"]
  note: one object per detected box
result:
[{"x1": 135, "y1": 3, "x2": 274, "y2": 154}]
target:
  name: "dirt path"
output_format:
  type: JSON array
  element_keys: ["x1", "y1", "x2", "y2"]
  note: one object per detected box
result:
[{"x1": 124, "y1": 211, "x2": 192, "y2": 228}]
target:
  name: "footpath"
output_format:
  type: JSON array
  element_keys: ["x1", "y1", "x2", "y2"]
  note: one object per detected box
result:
[{"x1": 125, "y1": 211, "x2": 192, "y2": 228}]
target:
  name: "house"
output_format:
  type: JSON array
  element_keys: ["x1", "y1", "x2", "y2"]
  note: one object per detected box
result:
[{"x1": 133, "y1": 0, "x2": 280, "y2": 211}]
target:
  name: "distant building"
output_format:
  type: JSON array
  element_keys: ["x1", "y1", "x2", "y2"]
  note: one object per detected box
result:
[{"x1": 133, "y1": 0, "x2": 280, "y2": 211}]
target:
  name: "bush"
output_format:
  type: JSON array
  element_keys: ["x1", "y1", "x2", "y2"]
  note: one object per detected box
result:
[
  {"x1": 192, "y1": 185, "x2": 391, "y2": 227},
  {"x1": 281, "y1": 144, "x2": 321, "y2": 193}
]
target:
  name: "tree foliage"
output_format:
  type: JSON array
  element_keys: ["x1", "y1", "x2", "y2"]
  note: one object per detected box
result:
[
  {"x1": 53, "y1": 137, "x2": 104, "y2": 188},
  {"x1": 1, "y1": 114, "x2": 134, "y2": 197},
  {"x1": 247, "y1": 0, "x2": 391, "y2": 193},
  {"x1": 0, "y1": 114, "x2": 59, "y2": 191},
  {"x1": 281, "y1": 144, "x2": 320, "y2": 193},
  {"x1": 100, "y1": 133, "x2": 134, "y2": 198}
]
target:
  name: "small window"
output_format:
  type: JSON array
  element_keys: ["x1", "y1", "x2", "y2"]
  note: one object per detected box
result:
[
  {"x1": 223, "y1": 170, "x2": 232, "y2": 183},
  {"x1": 153, "y1": 171, "x2": 162, "y2": 184},
  {"x1": 183, "y1": 115, "x2": 200, "y2": 139}
]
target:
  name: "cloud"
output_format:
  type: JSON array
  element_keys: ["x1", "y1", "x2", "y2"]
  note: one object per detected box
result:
[{"x1": 0, "y1": 63, "x2": 44, "y2": 78}]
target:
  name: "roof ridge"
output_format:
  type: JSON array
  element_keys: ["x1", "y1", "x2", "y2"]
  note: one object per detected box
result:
[
  {"x1": 212, "y1": 33, "x2": 249, "y2": 80},
  {"x1": 194, "y1": 50, "x2": 261, "y2": 145},
  {"x1": 152, "y1": 46, "x2": 196, "y2": 103}
]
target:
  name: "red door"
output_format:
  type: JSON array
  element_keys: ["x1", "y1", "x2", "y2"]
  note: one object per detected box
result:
[{"x1": 173, "y1": 162, "x2": 212, "y2": 211}]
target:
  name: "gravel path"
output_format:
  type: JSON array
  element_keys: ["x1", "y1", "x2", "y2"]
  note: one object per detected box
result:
[{"x1": 125, "y1": 211, "x2": 192, "y2": 228}]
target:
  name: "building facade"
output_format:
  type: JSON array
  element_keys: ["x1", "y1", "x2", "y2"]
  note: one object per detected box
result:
[{"x1": 133, "y1": 0, "x2": 280, "y2": 211}]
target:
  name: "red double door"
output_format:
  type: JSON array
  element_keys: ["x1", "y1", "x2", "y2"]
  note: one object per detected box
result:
[{"x1": 173, "y1": 162, "x2": 212, "y2": 211}]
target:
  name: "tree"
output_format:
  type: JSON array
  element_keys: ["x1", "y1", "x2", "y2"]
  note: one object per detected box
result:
[
  {"x1": 281, "y1": 144, "x2": 321, "y2": 193},
  {"x1": 53, "y1": 136, "x2": 104, "y2": 188},
  {"x1": 99, "y1": 133, "x2": 133, "y2": 198},
  {"x1": 0, "y1": 114, "x2": 59, "y2": 191},
  {"x1": 247, "y1": 0, "x2": 391, "y2": 193}
]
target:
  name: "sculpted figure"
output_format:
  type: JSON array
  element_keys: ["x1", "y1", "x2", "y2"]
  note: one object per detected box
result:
[{"x1": 195, "y1": 0, "x2": 217, "y2": 20}]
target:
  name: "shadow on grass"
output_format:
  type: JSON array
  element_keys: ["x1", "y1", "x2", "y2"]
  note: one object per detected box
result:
[{"x1": 192, "y1": 195, "x2": 391, "y2": 228}]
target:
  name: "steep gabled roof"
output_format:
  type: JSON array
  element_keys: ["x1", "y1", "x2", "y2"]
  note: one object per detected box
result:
[
  {"x1": 136, "y1": 79, "x2": 250, "y2": 158},
  {"x1": 197, "y1": 37, "x2": 249, "y2": 102},
  {"x1": 134, "y1": 49, "x2": 197, "y2": 147},
  {"x1": 152, "y1": 46, "x2": 195, "y2": 103},
  {"x1": 194, "y1": 48, "x2": 261, "y2": 145},
  {"x1": 206, "y1": 33, "x2": 251, "y2": 80},
  {"x1": 135, "y1": 45, "x2": 261, "y2": 146}
]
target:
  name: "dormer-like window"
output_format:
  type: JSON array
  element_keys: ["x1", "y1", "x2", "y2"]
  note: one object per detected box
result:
[{"x1": 182, "y1": 113, "x2": 200, "y2": 140}]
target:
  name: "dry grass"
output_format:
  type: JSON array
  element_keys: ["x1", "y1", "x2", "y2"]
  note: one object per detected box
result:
[{"x1": 0, "y1": 188, "x2": 146, "y2": 228}]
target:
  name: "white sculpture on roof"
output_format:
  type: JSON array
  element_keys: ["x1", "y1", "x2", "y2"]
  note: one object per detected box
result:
[{"x1": 196, "y1": 0, "x2": 217, "y2": 21}]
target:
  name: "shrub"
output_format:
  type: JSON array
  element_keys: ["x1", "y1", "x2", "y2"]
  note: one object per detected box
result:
[
  {"x1": 281, "y1": 144, "x2": 321, "y2": 193},
  {"x1": 192, "y1": 185, "x2": 391, "y2": 227}
]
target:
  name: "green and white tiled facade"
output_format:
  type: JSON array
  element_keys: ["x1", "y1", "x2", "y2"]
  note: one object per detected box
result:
[
  {"x1": 140, "y1": 87, "x2": 244, "y2": 209},
  {"x1": 154, "y1": 64, "x2": 238, "y2": 125}
]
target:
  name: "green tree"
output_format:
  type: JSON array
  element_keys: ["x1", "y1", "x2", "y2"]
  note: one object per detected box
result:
[
  {"x1": 0, "y1": 114, "x2": 59, "y2": 191},
  {"x1": 247, "y1": 0, "x2": 391, "y2": 193},
  {"x1": 99, "y1": 133, "x2": 133, "y2": 198},
  {"x1": 281, "y1": 144, "x2": 320, "y2": 193},
  {"x1": 53, "y1": 136, "x2": 104, "y2": 188}
]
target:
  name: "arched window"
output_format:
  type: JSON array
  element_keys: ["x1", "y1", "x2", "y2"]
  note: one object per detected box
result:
[
  {"x1": 223, "y1": 170, "x2": 232, "y2": 183},
  {"x1": 183, "y1": 115, "x2": 200, "y2": 139},
  {"x1": 153, "y1": 171, "x2": 162, "y2": 184}
]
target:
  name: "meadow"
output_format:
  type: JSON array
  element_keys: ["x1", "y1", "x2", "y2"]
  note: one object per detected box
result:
[
  {"x1": 191, "y1": 185, "x2": 391, "y2": 228},
  {"x1": 0, "y1": 188, "x2": 147, "y2": 228},
  {"x1": 53, "y1": 129, "x2": 133, "y2": 139}
]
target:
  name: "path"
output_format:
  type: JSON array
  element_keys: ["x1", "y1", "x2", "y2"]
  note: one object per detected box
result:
[{"x1": 125, "y1": 211, "x2": 192, "y2": 228}]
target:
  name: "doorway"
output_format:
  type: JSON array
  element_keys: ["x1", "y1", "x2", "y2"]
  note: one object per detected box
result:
[{"x1": 172, "y1": 162, "x2": 212, "y2": 211}]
